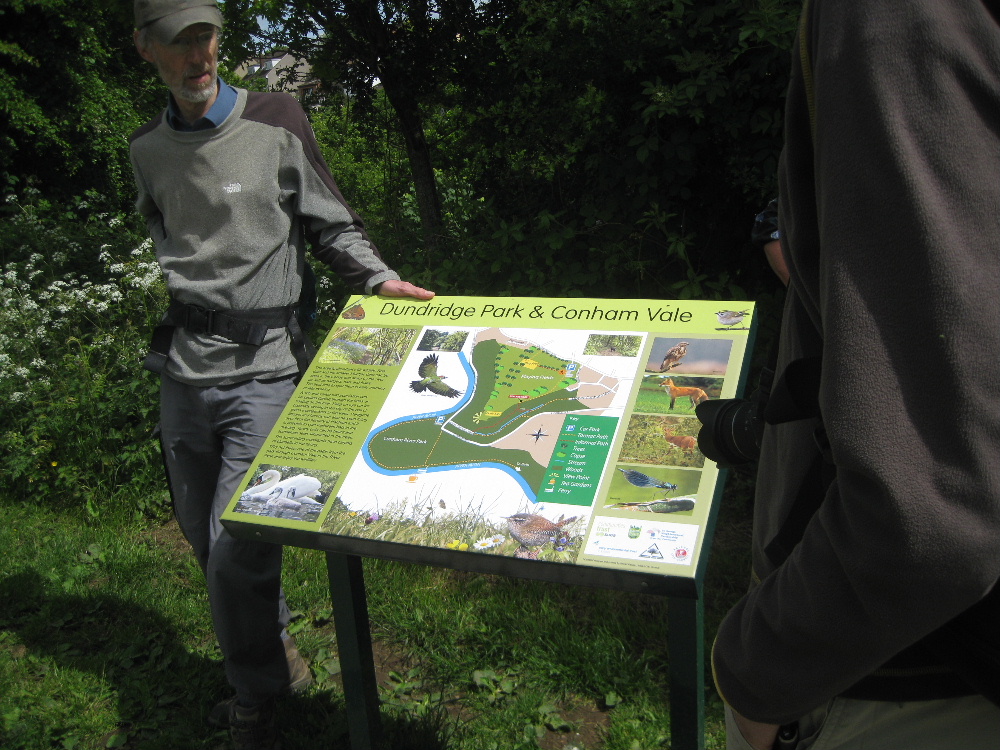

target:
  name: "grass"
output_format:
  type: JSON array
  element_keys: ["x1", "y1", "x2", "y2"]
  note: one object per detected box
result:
[
  {"x1": 321, "y1": 492, "x2": 585, "y2": 563},
  {"x1": 0, "y1": 469, "x2": 756, "y2": 750}
]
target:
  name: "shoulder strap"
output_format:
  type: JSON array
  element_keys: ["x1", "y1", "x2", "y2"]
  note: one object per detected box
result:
[{"x1": 799, "y1": 0, "x2": 817, "y2": 141}]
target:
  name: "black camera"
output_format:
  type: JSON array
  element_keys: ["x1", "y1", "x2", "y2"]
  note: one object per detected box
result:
[
  {"x1": 695, "y1": 352, "x2": 825, "y2": 468},
  {"x1": 695, "y1": 366, "x2": 774, "y2": 468},
  {"x1": 695, "y1": 395, "x2": 765, "y2": 468}
]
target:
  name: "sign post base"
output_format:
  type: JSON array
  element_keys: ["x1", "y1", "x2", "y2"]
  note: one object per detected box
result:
[{"x1": 327, "y1": 553, "x2": 384, "y2": 750}]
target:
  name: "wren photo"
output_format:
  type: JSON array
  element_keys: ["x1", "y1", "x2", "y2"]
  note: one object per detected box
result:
[{"x1": 321, "y1": 488, "x2": 590, "y2": 564}]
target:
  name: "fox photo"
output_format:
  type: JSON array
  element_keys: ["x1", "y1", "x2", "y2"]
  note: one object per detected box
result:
[{"x1": 634, "y1": 374, "x2": 723, "y2": 416}]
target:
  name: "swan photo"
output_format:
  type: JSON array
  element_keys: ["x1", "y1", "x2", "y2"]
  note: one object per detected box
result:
[{"x1": 234, "y1": 466, "x2": 340, "y2": 522}]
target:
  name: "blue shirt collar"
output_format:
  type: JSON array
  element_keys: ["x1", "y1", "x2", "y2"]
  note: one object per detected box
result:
[{"x1": 166, "y1": 78, "x2": 238, "y2": 132}]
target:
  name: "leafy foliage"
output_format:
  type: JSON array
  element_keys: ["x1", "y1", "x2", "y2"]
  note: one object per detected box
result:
[
  {"x1": 249, "y1": 0, "x2": 800, "y2": 300},
  {"x1": 233, "y1": 0, "x2": 503, "y2": 249},
  {"x1": 445, "y1": 0, "x2": 801, "y2": 298},
  {"x1": 0, "y1": 0, "x2": 798, "y2": 512},
  {"x1": 0, "y1": 182, "x2": 167, "y2": 514},
  {"x1": 0, "y1": 0, "x2": 161, "y2": 207}
]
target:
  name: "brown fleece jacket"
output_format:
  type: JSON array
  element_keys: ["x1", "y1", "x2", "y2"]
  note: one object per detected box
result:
[{"x1": 713, "y1": 0, "x2": 1000, "y2": 724}]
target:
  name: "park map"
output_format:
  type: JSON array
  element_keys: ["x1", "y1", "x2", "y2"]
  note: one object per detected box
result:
[{"x1": 365, "y1": 328, "x2": 619, "y2": 504}]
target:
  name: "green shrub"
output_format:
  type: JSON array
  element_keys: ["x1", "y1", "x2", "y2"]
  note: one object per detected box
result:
[{"x1": 0, "y1": 186, "x2": 168, "y2": 515}]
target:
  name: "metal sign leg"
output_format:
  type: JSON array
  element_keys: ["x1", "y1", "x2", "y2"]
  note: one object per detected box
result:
[
  {"x1": 326, "y1": 552, "x2": 384, "y2": 750},
  {"x1": 667, "y1": 595, "x2": 705, "y2": 750},
  {"x1": 323, "y1": 552, "x2": 705, "y2": 749}
]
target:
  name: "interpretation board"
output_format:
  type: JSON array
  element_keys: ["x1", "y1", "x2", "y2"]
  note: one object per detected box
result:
[{"x1": 222, "y1": 296, "x2": 755, "y2": 591}]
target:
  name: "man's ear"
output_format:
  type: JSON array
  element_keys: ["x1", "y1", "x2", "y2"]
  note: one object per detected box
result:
[{"x1": 134, "y1": 29, "x2": 155, "y2": 64}]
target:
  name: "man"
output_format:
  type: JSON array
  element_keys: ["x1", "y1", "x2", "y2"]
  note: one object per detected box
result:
[
  {"x1": 129, "y1": 1, "x2": 434, "y2": 747},
  {"x1": 714, "y1": 2, "x2": 1000, "y2": 748}
]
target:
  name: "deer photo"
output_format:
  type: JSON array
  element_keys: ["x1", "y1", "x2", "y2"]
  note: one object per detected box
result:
[{"x1": 663, "y1": 432, "x2": 698, "y2": 454}]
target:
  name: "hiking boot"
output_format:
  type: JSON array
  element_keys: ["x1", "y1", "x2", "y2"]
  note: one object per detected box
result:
[
  {"x1": 208, "y1": 638, "x2": 313, "y2": 730},
  {"x1": 283, "y1": 636, "x2": 313, "y2": 693},
  {"x1": 229, "y1": 699, "x2": 281, "y2": 750},
  {"x1": 208, "y1": 696, "x2": 239, "y2": 729}
]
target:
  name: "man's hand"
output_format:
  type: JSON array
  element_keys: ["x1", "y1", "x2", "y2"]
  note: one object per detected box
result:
[
  {"x1": 731, "y1": 708, "x2": 780, "y2": 750},
  {"x1": 376, "y1": 279, "x2": 435, "y2": 300}
]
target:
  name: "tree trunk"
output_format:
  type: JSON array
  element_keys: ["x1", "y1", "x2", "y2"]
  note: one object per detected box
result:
[
  {"x1": 343, "y1": 0, "x2": 445, "y2": 255},
  {"x1": 379, "y1": 75, "x2": 445, "y2": 255}
]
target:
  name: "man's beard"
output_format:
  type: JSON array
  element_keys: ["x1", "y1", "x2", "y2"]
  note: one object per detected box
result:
[{"x1": 176, "y1": 72, "x2": 218, "y2": 103}]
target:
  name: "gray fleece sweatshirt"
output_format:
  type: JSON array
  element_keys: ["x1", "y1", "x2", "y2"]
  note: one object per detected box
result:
[{"x1": 129, "y1": 87, "x2": 399, "y2": 385}]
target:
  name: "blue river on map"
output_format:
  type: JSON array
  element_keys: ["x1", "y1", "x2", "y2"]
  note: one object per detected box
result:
[{"x1": 360, "y1": 350, "x2": 540, "y2": 500}]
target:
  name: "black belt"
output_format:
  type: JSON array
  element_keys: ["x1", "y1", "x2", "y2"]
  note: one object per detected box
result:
[{"x1": 143, "y1": 299, "x2": 315, "y2": 375}]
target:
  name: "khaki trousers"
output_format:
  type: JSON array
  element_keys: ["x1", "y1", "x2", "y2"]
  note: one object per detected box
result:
[{"x1": 725, "y1": 695, "x2": 1000, "y2": 750}]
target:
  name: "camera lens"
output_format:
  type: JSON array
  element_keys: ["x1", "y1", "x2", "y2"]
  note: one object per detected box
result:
[{"x1": 695, "y1": 398, "x2": 763, "y2": 468}]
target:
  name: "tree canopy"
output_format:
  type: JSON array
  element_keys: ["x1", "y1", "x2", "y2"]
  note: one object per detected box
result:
[
  {"x1": 3, "y1": 0, "x2": 802, "y2": 300},
  {"x1": 0, "y1": 0, "x2": 162, "y2": 206},
  {"x1": 231, "y1": 0, "x2": 801, "y2": 299}
]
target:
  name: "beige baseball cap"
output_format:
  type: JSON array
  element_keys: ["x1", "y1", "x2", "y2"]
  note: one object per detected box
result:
[{"x1": 134, "y1": 0, "x2": 223, "y2": 43}]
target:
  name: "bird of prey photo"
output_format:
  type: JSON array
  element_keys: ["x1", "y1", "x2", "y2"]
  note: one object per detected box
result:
[
  {"x1": 410, "y1": 353, "x2": 462, "y2": 398},
  {"x1": 617, "y1": 468, "x2": 678, "y2": 497},
  {"x1": 715, "y1": 310, "x2": 750, "y2": 329},
  {"x1": 659, "y1": 341, "x2": 689, "y2": 372}
]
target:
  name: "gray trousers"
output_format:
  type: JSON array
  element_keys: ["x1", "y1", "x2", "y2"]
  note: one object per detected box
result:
[{"x1": 159, "y1": 373, "x2": 297, "y2": 705}]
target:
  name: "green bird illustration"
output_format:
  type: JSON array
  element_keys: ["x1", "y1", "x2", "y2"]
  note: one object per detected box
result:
[{"x1": 410, "y1": 354, "x2": 462, "y2": 398}]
